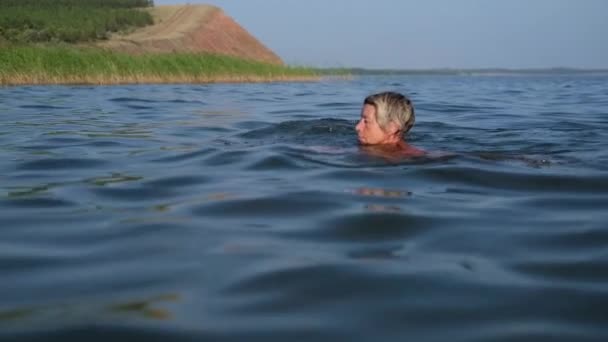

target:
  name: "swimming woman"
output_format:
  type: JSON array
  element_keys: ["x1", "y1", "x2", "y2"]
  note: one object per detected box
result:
[{"x1": 355, "y1": 91, "x2": 425, "y2": 158}]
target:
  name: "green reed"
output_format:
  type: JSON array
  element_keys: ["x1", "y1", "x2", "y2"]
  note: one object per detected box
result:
[{"x1": 0, "y1": 45, "x2": 318, "y2": 85}]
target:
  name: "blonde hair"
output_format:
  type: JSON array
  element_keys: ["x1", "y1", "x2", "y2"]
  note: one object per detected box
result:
[{"x1": 364, "y1": 91, "x2": 415, "y2": 133}]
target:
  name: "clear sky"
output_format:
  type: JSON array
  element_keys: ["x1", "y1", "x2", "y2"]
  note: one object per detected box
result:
[{"x1": 155, "y1": 0, "x2": 608, "y2": 69}]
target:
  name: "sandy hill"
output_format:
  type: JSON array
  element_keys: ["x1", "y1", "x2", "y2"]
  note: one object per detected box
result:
[{"x1": 99, "y1": 5, "x2": 283, "y2": 65}]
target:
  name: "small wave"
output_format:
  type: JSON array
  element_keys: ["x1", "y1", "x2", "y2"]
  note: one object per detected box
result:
[
  {"x1": 192, "y1": 191, "x2": 347, "y2": 219},
  {"x1": 418, "y1": 102, "x2": 499, "y2": 113},
  {"x1": 267, "y1": 109, "x2": 313, "y2": 115},
  {"x1": 413, "y1": 165, "x2": 608, "y2": 193},
  {"x1": 0, "y1": 197, "x2": 75, "y2": 209},
  {"x1": 237, "y1": 118, "x2": 355, "y2": 148},
  {"x1": 245, "y1": 153, "x2": 306, "y2": 171},
  {"x1": 202, "y1": 150, "x2": 252, "y2": 167},
  {"x1": 149, "y1": 148, "x2": 218, "y2": 163},
  {"x1": 18, "y1": 104, "x2": 69, "y2": 110},
  {"x1": 91, "y1": 186, "x2": 176, "y2": 202},
  {"x1": 315, "y1": 102, "x2": 354, "y2": 108},
  {"x1": 109, "y1": 97, "x2": 158, "y2": 103},
  {"x1": 287, "y1": 211, "x2": 433, "y2": 242},
  {"x1": 509, "y1": 257, "x2": 608, "y2": 285},
  {"x1": 143, "y1": 175, "x2": 212, "y2": 188},
  {"x1": 17, "y1": 158, "x2": 106, "y2": 171}
]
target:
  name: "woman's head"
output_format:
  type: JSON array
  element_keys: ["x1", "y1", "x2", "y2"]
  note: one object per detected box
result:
[
  {"x1": 356, "y1": 91, "x2": 415, "y2": 145},
  {"x1": 364, "y1": 91, "x2": 415, "y2": 133}
]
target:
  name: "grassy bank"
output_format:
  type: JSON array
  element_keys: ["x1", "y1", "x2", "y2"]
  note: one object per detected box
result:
[
  {"x1": 0, "y1": 0, "x2": 153, "y2": 7},
  {"x1": 0, "y1": 0, "x2": 153, "y2": 43},
  {"x1": 0, "y1": 45, "x2": 319, "y2": 85}
]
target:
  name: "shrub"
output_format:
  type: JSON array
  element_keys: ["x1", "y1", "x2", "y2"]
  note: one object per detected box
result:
[{"x1": 0, "y1": 1, "x2": 154, "y2": 43}]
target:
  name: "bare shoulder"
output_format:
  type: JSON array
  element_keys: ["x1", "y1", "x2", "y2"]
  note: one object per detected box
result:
[
  {"x1": 306, "y1": 145, "x2": 351, "y2": 154},
  {"x1": 401, "y1": 145, "x2": 426, "y2": 157}
]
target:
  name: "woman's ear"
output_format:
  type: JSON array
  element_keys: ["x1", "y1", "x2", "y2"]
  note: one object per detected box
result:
[{"x1": 388, "y1": 121, "x2": 401, "y2": 135}]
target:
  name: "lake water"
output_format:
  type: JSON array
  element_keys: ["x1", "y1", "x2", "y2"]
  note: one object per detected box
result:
[{"x1": 1, "y1": 75, "x2": 608, "y2": 341}]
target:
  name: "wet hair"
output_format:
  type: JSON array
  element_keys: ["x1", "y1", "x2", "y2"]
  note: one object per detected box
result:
[{"x1": 364, "y1": 91, "x2": 415, "y2": 133}]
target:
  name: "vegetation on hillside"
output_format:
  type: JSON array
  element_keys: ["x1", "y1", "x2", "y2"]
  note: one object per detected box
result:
[
  {"x1": 0, "y1": 0, "x2": 153, "y2": 7},
  {"x1": 0, "y1": 1, "x2": 325, "y2": 84},
  {"x1": 0, "y1": 45, "x2": 318, "y2": 85},
  {"x1": 0, "y1": 0, "x2": 154, "y2": 43}
]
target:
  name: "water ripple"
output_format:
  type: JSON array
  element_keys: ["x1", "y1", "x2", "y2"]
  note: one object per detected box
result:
[
  {"x1": 193, "y1": 191, "x2": 347, "y2": 219},
  {"x1": 291, "y1": 211, "x2": 433, "y2": 242},
  {"x1": 1, "y1": 76, "x2": 608, "y2": 341},
  {"x1": 17, "y1": 158, "x2": 107, "y2": 170}
]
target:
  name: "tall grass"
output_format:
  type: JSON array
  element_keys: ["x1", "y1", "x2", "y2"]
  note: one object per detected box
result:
[
  {"x1": 0, "y1": 45, "x2": 319, "y2": 85},
  {"x1": 0, "y1": 0, "x2": 153, "y2": 43},
  {"x1": 0, "y1": 0, "x2": 154, "y2": 8}
]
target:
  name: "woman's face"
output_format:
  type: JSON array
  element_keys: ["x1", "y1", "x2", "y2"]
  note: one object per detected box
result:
[{"x1": 355, "y1": 104, "x2": 391, "y2": 145}]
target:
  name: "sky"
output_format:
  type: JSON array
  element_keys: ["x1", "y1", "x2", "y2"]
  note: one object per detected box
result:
[{"x1": 155, "y1": 0, "x2": 608, "y2": 69}]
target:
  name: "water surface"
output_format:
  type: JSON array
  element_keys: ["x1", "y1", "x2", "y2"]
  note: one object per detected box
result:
[{"x1": 1, "y1": 75, "x2": 608, "y2": 341}]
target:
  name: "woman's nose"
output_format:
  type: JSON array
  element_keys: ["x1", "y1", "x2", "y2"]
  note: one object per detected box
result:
[{"x1": 355, "y1": 120, "x2": 362, "y2": 131}]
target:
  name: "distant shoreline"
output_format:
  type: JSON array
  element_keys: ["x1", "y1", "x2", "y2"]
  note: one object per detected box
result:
[{"x1": 328, "y1": 67, "x2": 608, "y2": 76}]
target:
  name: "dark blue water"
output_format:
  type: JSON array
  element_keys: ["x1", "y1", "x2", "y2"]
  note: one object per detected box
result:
[{"x1": 1, "y1": 75, "x2": 608, "y2": 341}]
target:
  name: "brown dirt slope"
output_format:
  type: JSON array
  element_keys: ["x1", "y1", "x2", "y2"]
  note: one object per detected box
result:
[{"x1": 99, "y1": 5, "x2": 284, "y2": 65}]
